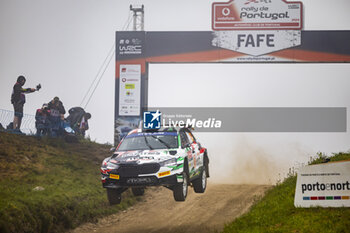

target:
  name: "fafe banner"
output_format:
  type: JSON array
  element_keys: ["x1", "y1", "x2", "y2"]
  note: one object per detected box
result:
[{"x1": 114, "y1": 0, "x2": 350, "y2": 143}]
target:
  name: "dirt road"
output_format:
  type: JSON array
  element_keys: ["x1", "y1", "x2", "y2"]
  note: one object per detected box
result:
[{"x1": 72, "y1": 183, "x2": 270, "y2": 233}]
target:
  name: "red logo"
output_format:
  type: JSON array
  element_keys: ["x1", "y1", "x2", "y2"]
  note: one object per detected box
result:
[
  {"x1": 213, "y1": 1, "x2": 241, "y2": 23},
  {"x1": 121, "y1": 68, "x2": 127, "y2": 72}
]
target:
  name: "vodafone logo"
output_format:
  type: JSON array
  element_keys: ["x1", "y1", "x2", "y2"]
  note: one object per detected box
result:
[
  {"x1": 213, "y1": 2, "x2": 240, "y2": 22},
  {"x1": 222, "y1": 7, "x2": 230, "y2": 16}
]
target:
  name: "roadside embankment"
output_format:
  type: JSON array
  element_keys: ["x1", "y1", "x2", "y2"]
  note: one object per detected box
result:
[
  {"x1": 0, "y1": 132, "x2": 139, "y2": 233},
  {"x1": 222, "y1": 152, "x2": 350, "y2": 233}
]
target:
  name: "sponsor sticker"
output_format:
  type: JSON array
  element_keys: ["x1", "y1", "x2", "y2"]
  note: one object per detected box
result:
[
  {"x1": 158, "y1": 171, "x2": 171, "y2": 177},
  {"x1": 119, "y1": 64, "x2": 141, "y2": 116},
  {"x1": 126, "y1": 177, "x2": 153, "y2": 184},
  {"x1": 110, "y1": 174, "x2": 120, "y2": 180},
  {"x1": 125, "y1": 84, "x2": 135, "y2": 89}
]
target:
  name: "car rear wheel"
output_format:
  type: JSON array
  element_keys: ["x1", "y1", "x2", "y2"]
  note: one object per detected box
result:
[
  {"x1": 106, "y1": 188, "x2": 122, "y2": 205},
  {"x1": 173, "y1": 172, "x2": 188, "y2": 201},
  {"x1": 131, "y1": 187, "x2": 145, "y2": 196},
  {"x1": 193, "y1": 168, "x2": 207, "y2": 193}
]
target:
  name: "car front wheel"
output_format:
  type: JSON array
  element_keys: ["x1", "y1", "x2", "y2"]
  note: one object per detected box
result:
[
  {"x1": 106, "y1": 188, "x2": 122, "y2": 205},
  {"x1": 173, "y1": 172, "x2": 188, "y2": 201},
  {"x1": 131, "y1": 187, "x2": 145, "y2": 196},
  {"x1": 193, "y1": 167, "x2": 207, "y2": 193}
]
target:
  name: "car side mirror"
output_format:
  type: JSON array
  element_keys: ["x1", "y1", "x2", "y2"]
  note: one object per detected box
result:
[
  {"x1": 110, "y1": 147, "x2": 116, "y2": 153},
  {"x1": 181, "y1": 143, "x2": 188, "y2": 149}
]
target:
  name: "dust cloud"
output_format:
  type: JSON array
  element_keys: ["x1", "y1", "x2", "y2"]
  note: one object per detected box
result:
[
  {"x1": 210, "y1": 143, "x2": 282, "y2": 185},
  {"x1": 198, "y1": 134, "x2": 312, "y2": 185}
]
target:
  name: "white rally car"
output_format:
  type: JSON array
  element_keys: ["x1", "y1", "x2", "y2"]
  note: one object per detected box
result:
[{"x1": 101, "y1": 127, "x2": 209, "y2": 205}]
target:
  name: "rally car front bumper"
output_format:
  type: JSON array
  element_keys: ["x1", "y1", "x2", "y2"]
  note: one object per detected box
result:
[
  {"x1": 102, "y1": 174, "x2": 182, "y2": 188},
  {"x1": 101, "y1": 162, "x2": 183, "y2": 188}
]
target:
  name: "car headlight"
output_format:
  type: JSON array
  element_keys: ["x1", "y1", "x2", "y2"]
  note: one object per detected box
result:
[
  {"x1": 101, "y1": 158, "x2": 109, "y2": 168},
  {"x1": 107, "y1": 164, "x2": 119, "y2": 170},
  {"x1": 159, "y1": 158, "x2": 177, "y2": 167}
]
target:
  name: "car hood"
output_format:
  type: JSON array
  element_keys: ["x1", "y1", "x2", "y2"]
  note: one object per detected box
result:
[{"x1": 106, "y1": 149, "x2": 178, "y2": 166}]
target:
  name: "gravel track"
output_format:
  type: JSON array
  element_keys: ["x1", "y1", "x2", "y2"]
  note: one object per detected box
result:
[{"x1": 72, "y1": 183, "x2": 270, "y2": 233}]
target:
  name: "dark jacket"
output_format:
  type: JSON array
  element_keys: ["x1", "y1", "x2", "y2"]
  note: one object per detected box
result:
[
  {"x1": 11, "y1": 82, "x2": 34, "y2": 105},
  {"x1": 48, "y1": 100, "x2": 66, "y2": 117},
  {"x1": 35, "y1": 109, "x2": 51, "y2": 125}
]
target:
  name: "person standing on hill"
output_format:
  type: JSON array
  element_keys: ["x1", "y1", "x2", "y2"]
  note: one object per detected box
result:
[
  {"x1": 11, "y1": 75, "x2": 39, "y2": 131},
  {"x1": 78, "y1": 112, "x2": 91, "y2": 137}
]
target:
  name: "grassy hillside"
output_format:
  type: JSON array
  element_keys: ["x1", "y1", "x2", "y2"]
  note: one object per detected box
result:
[
  {"x1": 0, "y1": 132, "x2": 139, "y2": 233},
  {"x1": 222, "y1": 153, "x2": 350, "y2": 233}
]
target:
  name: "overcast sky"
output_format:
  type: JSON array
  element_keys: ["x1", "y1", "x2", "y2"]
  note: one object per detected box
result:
[{"x1": 1, "y1": 0, "x2": 350, "y2": 182}]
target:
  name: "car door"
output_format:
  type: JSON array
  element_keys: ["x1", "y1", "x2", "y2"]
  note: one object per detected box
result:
[
  {"x1": 185, "y1": 130, "x2": 201, "y2": 174},
  {"x1": 180, "y1": 131, "x2": 195, "y2": 176}
]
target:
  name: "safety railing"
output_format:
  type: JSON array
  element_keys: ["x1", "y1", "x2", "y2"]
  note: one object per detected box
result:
[{"x1": 0, "y1": 109, "x2": 36, "y2": 135}]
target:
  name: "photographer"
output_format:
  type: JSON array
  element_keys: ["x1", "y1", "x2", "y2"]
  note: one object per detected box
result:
[{"x1": 11, "y1": 75, "x2": 41, "y2": 131}]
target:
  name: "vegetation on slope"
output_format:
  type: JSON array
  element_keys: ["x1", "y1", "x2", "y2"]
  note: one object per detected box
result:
[
  {"x1": 222, "y1": 152, "x2": 350, "y2": 233},
  {"x1": 0, "y1": 132, "x2": 139, "y2": 233}
]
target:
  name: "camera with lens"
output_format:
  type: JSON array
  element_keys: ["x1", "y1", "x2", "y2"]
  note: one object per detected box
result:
[{"x1": 36, "y1": 84, "x2": 42, "y2": 91}]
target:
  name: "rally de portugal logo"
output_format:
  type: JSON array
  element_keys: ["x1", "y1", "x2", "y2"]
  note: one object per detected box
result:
[{"x1": 143, "y1": 110, "x2": 161, "y2": 129}]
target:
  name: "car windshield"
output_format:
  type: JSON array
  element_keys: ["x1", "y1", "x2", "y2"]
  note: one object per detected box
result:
[{"x1": 117, "y1": 132, "x2": 178, "y2": 151}]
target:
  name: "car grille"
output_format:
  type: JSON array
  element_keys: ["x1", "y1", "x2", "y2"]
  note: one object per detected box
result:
[{"x1": 116, "y1": 163, "x2": 160, "y2": 177}]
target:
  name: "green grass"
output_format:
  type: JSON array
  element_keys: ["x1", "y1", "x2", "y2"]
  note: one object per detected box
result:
[
  {"x1": 222, "y1": 152, "x2": 350, "y2": 233},
  {"x1": 0, "y1": 132, "x2": 139, "y2": 233}
]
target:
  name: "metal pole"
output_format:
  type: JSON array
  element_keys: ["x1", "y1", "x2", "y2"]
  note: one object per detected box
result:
[
  {"x1": 133, "y1": 11, "x2": 137, "y2": 31},
  {"x1": 141, "y1": 5, "x2": 144, "y2": 31},
  {"x1": 130, "y1": 4, "x2": 144, "y2": 31}
]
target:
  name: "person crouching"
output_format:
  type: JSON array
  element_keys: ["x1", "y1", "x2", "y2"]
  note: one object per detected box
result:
[
  {"x1": 48, "y1": 97, "x2": 66, "y2": 137},
  {"x1": 35, "y1": 104, "x2": 51, "y2": 137}
]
